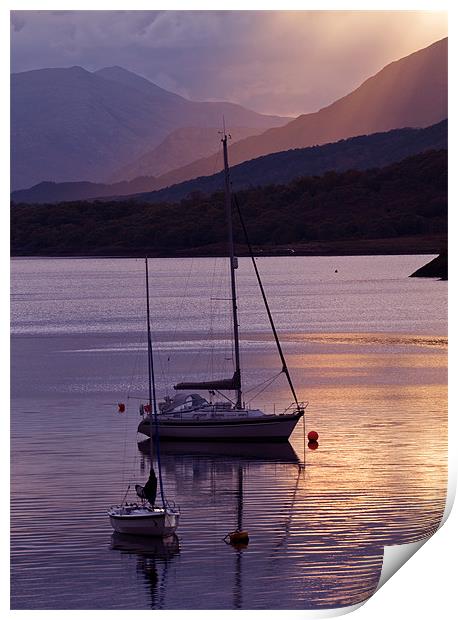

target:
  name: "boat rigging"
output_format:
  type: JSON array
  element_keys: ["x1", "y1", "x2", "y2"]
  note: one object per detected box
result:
[{"x1": 138, "y1": 130, "x2": 306, "y2": 442}]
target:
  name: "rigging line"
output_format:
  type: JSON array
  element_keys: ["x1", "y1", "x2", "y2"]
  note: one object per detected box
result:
[
  {"x1": 208, "y1": 256, "x2": 219, "y2": 380},
  {"x1": 121, "y1": 346, "x2": 144, "y2": 489},
  {"x1": 126, "y1": 339, "x2": 141, "y2": 402},
  {"x1": 246, "y1": 372, "x2": 282, "y2": 405},
  {"x1": 211, "y1": 141, "x2": 222, "y2": 176},
  {"x1": 150, "y1": 327, "x2": 169, "y2": 400},
  {"x1": 148, "y1": 316, "x2": 166, "y2": 509},
  {"x1": 186, "y1": 255, "x2": 219, "y2": 380},
  {"x1": 220, "y1": 255, "x2": 234, "y2": 378},
  {"x1": 145, "y1": 258, "x2": 166, "y2": 508},
  {"x1": 243, "y1": 370, "x2": 283, "y2": 395},
  {"x1": 171, "y1": 256, "x2": 195, "y2": 344},
  {"x1": 233, "y1": 192, "x2": 300, "y2": 409},
  {"x1": 267, "y1": 465, "x2": 302, "y2": 560},
  {"x1": 120, "y1": 399, "x2": 131, "y2": 489}
]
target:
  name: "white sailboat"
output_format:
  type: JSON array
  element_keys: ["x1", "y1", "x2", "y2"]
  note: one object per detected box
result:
[
  {"x1": 108, "y1": 259, "x2": 180, "y2": 537},
  {"x1": 138, "y1": 130, "x2": 306, "y2": 442}
]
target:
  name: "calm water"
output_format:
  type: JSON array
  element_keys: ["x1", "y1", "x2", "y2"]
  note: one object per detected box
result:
[{"x1": 11, "y1": 256, "x2": 447, "y2": 610}]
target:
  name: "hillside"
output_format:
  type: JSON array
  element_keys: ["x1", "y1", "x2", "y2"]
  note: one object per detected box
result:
[
  {"x1": 11, "y1": 65, "x2": 288, "y2": 190},
  {"x1": 136, "y1": 120, "x2": 447, "y2": 204},
  {"x1": 12, "y1": 121, "x2": 447, "y2": 205},
  {"x1": 11, "y1": 150, "x2": 447, "y2": 257},
  {"x1": 11, "y1": 177, "x2": 157, "y2": 205},
  {"x1": 108, "y1": 126, "x2": 266, "y2": 183},
  {"x1": 146, "y1": 38, "x2": 447, "y2": 191}
]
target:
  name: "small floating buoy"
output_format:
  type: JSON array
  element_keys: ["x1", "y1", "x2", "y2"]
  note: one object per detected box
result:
[
  {"x1": 118, "y1": 403, "x2": 126, "y2": 413},
  {"x1": 307, "y1": 430, "x2": 319, "y2": 442},
  {"x1": 308, "y1": 440, "x2": 319, "y2": 450},
  {"x1": 335, "y1": 269, "x2": 338, "y2": 273},
  {"x1": 223, "y1": 530, "x2": 249, "y2": 546}
]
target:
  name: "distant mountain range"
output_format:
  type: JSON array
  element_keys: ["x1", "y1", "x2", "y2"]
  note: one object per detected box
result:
[
  {"x1": 136, "y1": 120, "x2": 448, "y2": 204},
  {"x1": 108, "y1": 126, "x2": 266, "y2": 183},
  {"x1": 11, "y1": 120, "x2": 447, "y2": 204},
  {"x1": 11, "y1": 37, "x2": 447, "y2": 201},
  {"x1": 140, "y1": 37, "x2": 447, "y2": 191},
  {"x1": 11, "y1": 176, "x2": 157, "y2": 204},
  {"x1": 11, "y1": 65, "x2": 288, "y2": 191}
]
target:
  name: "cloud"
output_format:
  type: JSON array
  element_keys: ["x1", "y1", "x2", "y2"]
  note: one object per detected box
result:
[{"x1": 10, "y1": 10, "x2": 447, "y2": 116}]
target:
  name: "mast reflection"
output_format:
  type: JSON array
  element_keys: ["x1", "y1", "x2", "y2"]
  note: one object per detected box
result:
[{"x1": 111, "y1": 533, "x2": 180, "y2": 609}]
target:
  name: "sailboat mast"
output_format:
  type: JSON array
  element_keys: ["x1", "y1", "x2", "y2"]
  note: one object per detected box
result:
[
  {"x1": 145, "y1": 257, "x2": 166, "y2": 507},
  {"x1": 222, "y1": 133, "x2": 242, "y2": 409},
  {"x1": 145, "y1": 259, "x2": 154, "y2": 466}
]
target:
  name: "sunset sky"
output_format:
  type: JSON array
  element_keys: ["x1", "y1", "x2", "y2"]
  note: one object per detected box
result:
[{"x1": 10, "y1": 10, "x2": 447, "y2": 117}]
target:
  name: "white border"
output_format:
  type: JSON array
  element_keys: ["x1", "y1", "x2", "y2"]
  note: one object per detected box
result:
[{"x1": 4, "y1": 2, "x2": 454, "y2": 618}]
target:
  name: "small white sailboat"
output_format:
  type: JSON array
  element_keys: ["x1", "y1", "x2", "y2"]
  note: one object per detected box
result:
[
  {"x1": 109, "y1": 259, "x2": 180, "y2": 537},
  {"x1": 138, "y1": 131, "x2": 306, "y2": 442}
]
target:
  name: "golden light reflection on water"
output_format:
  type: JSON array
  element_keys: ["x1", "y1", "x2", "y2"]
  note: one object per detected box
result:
[
  {"x1": 236, "y1": 341, "x2": 447, "y2": 608},
  {"x1": 11, "y1": 256, "x2": 448, "y2": 609},
  {"x1": 11, "y1": 329, "x2": 447, "y2": 609}
]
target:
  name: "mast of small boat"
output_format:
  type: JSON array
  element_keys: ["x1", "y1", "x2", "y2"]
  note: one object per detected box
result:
[
  {"x1": 222, "y1": 130, "x2": 242, "y2": 409},
  {"x1": 145, "y1": 257, "x2": 166, "y2": 507}
]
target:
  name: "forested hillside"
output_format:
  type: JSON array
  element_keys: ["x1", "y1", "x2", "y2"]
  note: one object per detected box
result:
[{"x1": 11, "y1": 150, "x2": 447, "y2": 257}]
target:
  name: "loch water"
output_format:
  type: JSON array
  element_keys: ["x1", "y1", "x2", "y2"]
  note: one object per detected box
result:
[{"x1": 11, "y1": 256, "x2": 447, "y2": 609}]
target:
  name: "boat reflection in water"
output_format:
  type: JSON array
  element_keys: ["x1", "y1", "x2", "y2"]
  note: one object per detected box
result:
[
  {"x1": 137, "y1": 438, "x2": 300, "y2": 464},
  {"x1": 111, "y1": 532, "x2": 180, "y2": 609},
  {"x1": 137, "y1": 439, "x2": 301, "y2": 609}
]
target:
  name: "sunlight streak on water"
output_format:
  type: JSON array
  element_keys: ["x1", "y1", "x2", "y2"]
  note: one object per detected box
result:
[{"x1": 11, "y1": 257, "x2": 447, "y2": 609}]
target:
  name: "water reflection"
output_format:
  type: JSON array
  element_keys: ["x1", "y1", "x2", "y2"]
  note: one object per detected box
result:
[
  {"x1": 137, "y1": 440, "x2": 301, "y2": 609},
  {"x1": 137, "y1": 438, "x2": 300, "y2": 463},
  {"x1": 132, "y1": 431, "x2": 444, "y2": 609},
  {"x1": 10, "y1": 257, "x2": 447, "y2": 609},
  {"x1": 111, "y1": 533, "x2": 180, "y2": 609}
]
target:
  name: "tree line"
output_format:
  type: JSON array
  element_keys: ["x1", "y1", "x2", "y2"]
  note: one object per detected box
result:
[{"x1": 11, "y1": 150, "x2": 447, "y2": 257}]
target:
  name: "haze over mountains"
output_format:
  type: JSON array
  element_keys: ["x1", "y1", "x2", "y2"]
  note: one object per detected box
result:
[
  {"x1": 109, "y1": 126, "x2": 266, "y2": 183},
  {"x1": 11, "y1": 121, "x2": 447, "y2": 205},
  {"x1": 11, "y1": 37, "x2": 447, "y2": 200},
  {"x1": 144, "y1": 37, "x2": 447, "y2": 191},
  {"x1": 11, "y1": 65, "x2": 288, "y2": 191}
]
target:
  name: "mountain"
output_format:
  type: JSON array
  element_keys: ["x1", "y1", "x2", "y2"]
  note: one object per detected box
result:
[
  {"x1": 108, "y1": 126, "x2": 266, "y2": 183},
  {"x1": 11, "y1": 150, "x2": 447, "y2": 257},
  {"x1": 144, "y1": 38, "x2": 447, "y2": 191},
  {"x1": 11, "y1": 121, "x2": 447, "y2": 205},
  {"x1": 10, "y1": 65, "x2": 288, "y2": 191},
  {"x1": 11, "y1": 177, "x2": 158, "y2": 204},
  {"x1": 123, "y1": 121, "x2": 448, "y2": 204}
]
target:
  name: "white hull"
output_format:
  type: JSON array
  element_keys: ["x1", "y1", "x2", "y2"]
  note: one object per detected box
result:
[
  {"x1": 109, "y1": 505, "x2": 179, "y2": 537},
  {"x1": 138, "y1": 411, "x2": 303, "y2": 442}
]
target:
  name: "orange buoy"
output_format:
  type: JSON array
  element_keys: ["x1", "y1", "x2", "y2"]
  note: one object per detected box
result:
[
  {"x1": 224, "y1": 530, "x2": 249, "y2": 546},
  {"x1": 307, "y1": 430, "x2": 319, "y2": 442},
  {"x1": 231, "y1": 541, "x2": 249, "y2": 551},
  {"x1": 229, "y1": 530, "x2": 249, "y2": 544},
  {"x1": 118, "y1": 403, "x2": 126, "y2": 413}
]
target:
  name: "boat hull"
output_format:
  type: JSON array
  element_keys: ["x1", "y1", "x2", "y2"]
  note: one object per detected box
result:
[
  {"x1": 109, "y1": 508, "x2": 179, "y2": 537},
  {"x1": 138, "y1": 411, "x2": 303, "y2": 442}
]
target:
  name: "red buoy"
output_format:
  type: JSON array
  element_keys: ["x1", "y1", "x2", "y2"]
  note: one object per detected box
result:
[
  {"x1": 307, "y1": 430, "x2": 319, "y2": 442},
  {"x1": 308, "y1": 440, "x2": 319, "y2": 450},
  {"x1": 118, "y1": 403, "x2": 126, "y2": 413}
]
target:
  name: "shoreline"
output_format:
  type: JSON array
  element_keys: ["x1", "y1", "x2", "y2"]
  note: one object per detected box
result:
[
  {"x1": 10, "y1": 251, "x2": 440, "y2": 260},
  {"x1": 9, "y1": 240, "x2": 443, "y2": 260}
]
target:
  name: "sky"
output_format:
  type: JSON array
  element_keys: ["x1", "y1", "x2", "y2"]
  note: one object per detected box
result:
[{"x1": 10, "y1": 10, "x2": 448, "y2": 118}]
